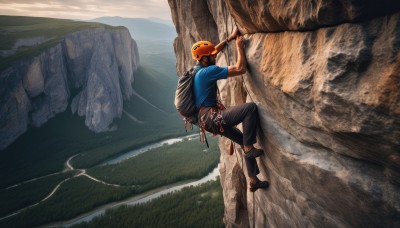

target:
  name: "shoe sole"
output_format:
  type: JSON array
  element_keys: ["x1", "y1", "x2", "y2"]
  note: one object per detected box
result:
[{"x1": 249, "y1": 182, "x2": 269, "y2": 192}]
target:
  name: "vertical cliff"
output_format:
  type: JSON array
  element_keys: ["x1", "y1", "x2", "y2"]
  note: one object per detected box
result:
[
  {"x1": 0, "y1": 23, "x2": 139, "y2": 150},
  {"x1": 168, "y1": 0, "x2": 400, "y2": 227}
]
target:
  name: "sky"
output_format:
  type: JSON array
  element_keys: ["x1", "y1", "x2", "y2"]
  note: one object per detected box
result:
[{"x1": 0, "y1": 0, "x2": 172, "y2": 21}]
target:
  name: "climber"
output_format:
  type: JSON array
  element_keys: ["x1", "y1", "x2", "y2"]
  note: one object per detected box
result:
[{"x1": 192, "y1": 28, "x2": 269, "y2": 192}]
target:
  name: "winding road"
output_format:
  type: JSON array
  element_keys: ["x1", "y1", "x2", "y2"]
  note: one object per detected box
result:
[{"x1": 0, "y1": 134, "x2": 201, "y2": 222}]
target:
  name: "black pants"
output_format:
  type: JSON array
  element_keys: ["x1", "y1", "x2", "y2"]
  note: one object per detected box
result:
[{"x1": 199, "y1": 103, "x2": 260, "y2": 177}]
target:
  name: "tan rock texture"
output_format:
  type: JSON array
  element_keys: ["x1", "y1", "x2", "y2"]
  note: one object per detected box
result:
[{"x1": 168, "y1": 0, "x2": 400, "y2": 227}]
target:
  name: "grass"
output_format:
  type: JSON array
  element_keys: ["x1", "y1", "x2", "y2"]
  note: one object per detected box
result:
[
  {"x1": 0, "y1": 15, "x2": 126, "y2": 71},
  {"x1": 87, "y1": 136, "x2": 220, "y2": 186},
  {"x1": 0, "y1": 176, "x2": 135, "y2": 227},
  {"x1": 0, "y1": 171, "x2": 77, "y2": 217}
]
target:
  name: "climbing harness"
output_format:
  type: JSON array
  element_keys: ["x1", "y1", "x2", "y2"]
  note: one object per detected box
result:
[{"x1": 198, "y1": 84, "x2": 227, "y2": 148}]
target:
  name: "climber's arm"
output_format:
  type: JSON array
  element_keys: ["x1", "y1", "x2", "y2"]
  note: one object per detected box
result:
[{"x1": 228, "y1": 36, "x2": 246, "y2": 77}]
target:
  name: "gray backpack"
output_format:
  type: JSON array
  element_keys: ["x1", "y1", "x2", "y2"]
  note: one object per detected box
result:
[{"x1": 174, "y1": 66, "x2": 200, "y2": 130}]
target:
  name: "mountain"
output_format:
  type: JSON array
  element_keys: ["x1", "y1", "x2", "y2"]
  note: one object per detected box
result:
[
  {"x1": 0, "y1": 15, "x2": 183, "y2": 186},
  {"x1": 0, "y1": 16, "x2": 139, "y2": 150},
  {"x1": 0, "y1": 62, "x2": 183, "y2": 187},
  {"x1": 89, "y1": 16, "x2": 177, "y2": 76},
  {"x1": 169, "y1": 1, "x2": 400, "y2": 227},
  {"x1": 89, "y1": 16, "x2": 176, "y2": 41},
  {"x1": 147, "y1": 17, "x2": 175, "y2": 27}
]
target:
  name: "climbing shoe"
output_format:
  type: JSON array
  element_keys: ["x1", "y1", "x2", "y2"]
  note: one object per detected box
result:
[
  {"x1": 249, "y1": 180, "x2": 269, "y2": 192},
  {"x1": 243, "y1": 147, "x2": 263, "y2": 158}
]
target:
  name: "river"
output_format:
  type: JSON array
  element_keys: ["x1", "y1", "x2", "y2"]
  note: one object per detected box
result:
[
  {"x1": 100, "y1": 134, "x2": 199, "y2": 166},
  {"x1": 47, "y1": 164, "x2": 220, "y2": 227},
  {"x1": 40, "y1": 134, "x2": 218, "y2": 227},
  {"x1": 2, "y1": 133, "x2": 216, "y2": 225}
]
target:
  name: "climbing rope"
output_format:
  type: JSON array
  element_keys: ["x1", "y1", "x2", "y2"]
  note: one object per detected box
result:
[
  {"x1": 253, "y1": 192, "x2": 256, "y2": 228},
  {"x1": 223, "y1": 6, "x2": 258, "y2": 228},
  {"x1": 223, "y1": 4, "x2": 255, "y2": 103}
]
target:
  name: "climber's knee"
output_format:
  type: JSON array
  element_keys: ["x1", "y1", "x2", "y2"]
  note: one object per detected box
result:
[{"x1": 247, "y1": 102, "x2": 257, "y2": 113}]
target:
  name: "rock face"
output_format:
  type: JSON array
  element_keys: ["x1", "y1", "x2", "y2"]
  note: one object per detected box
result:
[
  {"x1": 0, "y1": 27, "x2": 139, "y2": 150},
  {"x1": 168, "y1": 0, "x2": 400, "y2": 227}
]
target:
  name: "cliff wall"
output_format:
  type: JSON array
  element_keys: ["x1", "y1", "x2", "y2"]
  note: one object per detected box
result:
[
  {"x1": 0, "y1": 27, "x2": 139, "y2": 150},
  {"x1": 168, "y1": 0, "x2": 400, "y2": 227}
]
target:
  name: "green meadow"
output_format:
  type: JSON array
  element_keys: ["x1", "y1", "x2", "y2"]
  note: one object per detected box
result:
[
  {"x1": 0, "y1": 15, "x2": 125, "y2": 70},
  {"x1": 0, "y1": 136, "x2": 220, "y2": 227}
]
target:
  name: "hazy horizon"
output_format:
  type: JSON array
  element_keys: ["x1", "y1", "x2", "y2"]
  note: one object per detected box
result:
[{"x1": 0, "y1": 0, "x2": 172, "y2": 22}]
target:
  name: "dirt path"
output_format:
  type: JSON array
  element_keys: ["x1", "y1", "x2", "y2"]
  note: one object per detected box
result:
[{"x1": 0, "y1": 154, "x2": 121, "y2": 221}]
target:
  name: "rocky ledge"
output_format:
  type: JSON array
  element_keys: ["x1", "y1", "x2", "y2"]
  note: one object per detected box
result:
[{"x1": 168, "y1": 0, "x2": 400, "y2": 227}]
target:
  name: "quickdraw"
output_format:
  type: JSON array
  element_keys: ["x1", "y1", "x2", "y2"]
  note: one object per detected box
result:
[
  {"x1": 184, "y1": 118, "x2": 193, "y2": 132},
  {"x1": 199, "y1": 126, "x2": 209, "y2": 148}
]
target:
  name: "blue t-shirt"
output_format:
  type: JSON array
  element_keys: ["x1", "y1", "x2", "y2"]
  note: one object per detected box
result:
[{"x1": 194, "y1": 65, "x2": 228, "y2": 108}]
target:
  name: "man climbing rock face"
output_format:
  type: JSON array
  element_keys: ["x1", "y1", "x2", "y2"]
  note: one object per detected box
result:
[{"x1": 192, "y1": 28, "x2": 269, "y2": 192}]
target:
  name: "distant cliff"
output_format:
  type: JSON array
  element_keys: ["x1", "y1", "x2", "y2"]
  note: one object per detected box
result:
[
  {"x1": 168, "y1": 0, "x2": 400, "y2": 227},
  {"x1": 0, "y1": 21, "x2": 139, "y2": 150}
]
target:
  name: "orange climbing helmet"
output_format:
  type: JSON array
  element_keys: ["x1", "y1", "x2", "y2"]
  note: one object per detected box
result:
[{"x1": 191, "y1": 41, "x2": 218, "y2": 60}]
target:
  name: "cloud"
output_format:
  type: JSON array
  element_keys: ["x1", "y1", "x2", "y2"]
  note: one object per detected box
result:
[{"x1": 0, "y1": 0, "x2": 172, "y2": 20}]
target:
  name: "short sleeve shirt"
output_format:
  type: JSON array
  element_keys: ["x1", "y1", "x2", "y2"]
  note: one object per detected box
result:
[{"x1": 193, "y1": 65, "x2": 228, "y2": 108}]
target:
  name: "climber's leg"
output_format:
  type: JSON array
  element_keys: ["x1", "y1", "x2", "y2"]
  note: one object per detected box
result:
[
  {"x1": 218, "y1": 125, "x2": 242, "y2": 145},
  {"x1": 199, "y1": 105, "x2": 263, "y2": 179},
  {"x1": 220, "y1": 126, "x2": 268, "y2": 191},
  {"x1": 244, "y1": 157, "x2": 260, "y2": 177},
  {"x1": 219, "y1": 126, "x2": 259, "y2": 178},
  {"x1": 221, "y1": 103, "x2": 259, "y2": 147},
  {"x1": 221, "y1": 102, "x2": 263, "y2": 159}
]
